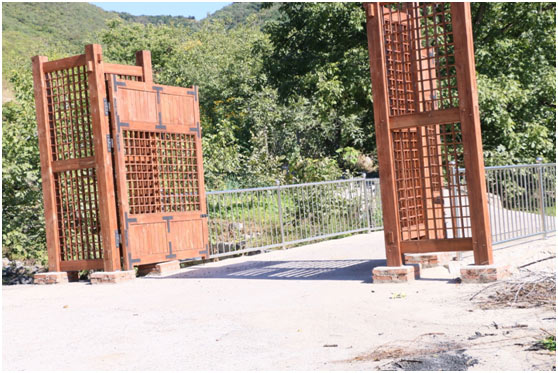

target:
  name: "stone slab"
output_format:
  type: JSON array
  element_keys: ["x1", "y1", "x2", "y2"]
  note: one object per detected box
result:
[
  {"x1": 90, "y1": 270, "x2": 136, "y2": 284},
  {"x1": 137, "y1": 260, "x2": 181, "y2": 277},
  {"x1": 372, "y1": 265, "x2": 419, "y2": 283},
  {"x1": 460, "y1": 264, "x2": 512, "y2": 283},
  {"x1": 33, "y1": 272, "x2": 68, "y2": 285},
  {"x1": 404, "y1": 252, "x2": 453, "y2": 268}
]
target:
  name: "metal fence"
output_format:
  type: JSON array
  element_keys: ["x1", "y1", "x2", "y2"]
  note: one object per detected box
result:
[
  {"x1": 205, "y1": 163, "x2": 555, "y2": 258},
  {"x1": 485, "y1": 162, "x2": 556, "y2": 244},
  {"x1": 206, "y1": 177, "x2": 382, "y2": 257}
]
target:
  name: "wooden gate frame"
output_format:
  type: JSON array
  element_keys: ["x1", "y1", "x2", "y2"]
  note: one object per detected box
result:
[
  {"x1": 364, "y1": 2, "x2": 493, "y2": 266},
  {"x1": 32, "y1": 44, "x2": 207, "y2": 273}
]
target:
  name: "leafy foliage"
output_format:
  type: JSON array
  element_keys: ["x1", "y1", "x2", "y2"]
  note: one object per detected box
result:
[
  {"x1": 2, "y1": 71, "x2": 47, "y2": 263},
  {"x1": 1, "y1": 2, "x2": 556, "y2": 262}
]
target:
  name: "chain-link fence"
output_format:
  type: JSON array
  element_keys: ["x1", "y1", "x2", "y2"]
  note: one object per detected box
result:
[{"x1": 205, "y1": 163, "x2": 555, "y2": 258}]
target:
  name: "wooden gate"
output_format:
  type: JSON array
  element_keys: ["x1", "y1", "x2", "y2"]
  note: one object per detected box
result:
[
  {"x1": 107, "y1": 77, "x2": 209, "y2": 270},
  {"x1": 365, "y1": 2, "x2": 493, "y2": 266},
  {"x1": 32, "y1": 44, "x2": 208, "y2": 273}
]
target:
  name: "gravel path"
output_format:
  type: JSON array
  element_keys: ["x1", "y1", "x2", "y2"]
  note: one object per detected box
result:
[{"x1": 2, "y1": 232, "x2": 555, "y2": 370}]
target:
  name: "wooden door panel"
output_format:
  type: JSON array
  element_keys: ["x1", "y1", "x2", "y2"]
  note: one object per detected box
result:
[
  {"x1": 116, "y1": 89, "x2": 158, "y2": 124},
  {"x1": 128, "y1": 222, "x2": 168, "y2": 257},
  {"x1": 160, "y1": 93, "x2": 196, "y2": 127},
  {"x1": 108, "y1": 77, "x2": 208, "y2": 269},
  {"x1": 169, "y1": 219, "x2": 205, "y2": 257}
]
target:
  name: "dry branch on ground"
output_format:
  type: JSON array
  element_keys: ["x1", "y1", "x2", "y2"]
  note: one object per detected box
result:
[{"x1": 470, "y1": 269, "x2": 556, "y2": 309}]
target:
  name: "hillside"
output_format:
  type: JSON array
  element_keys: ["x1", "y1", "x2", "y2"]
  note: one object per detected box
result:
[
  {"x1": 2, "y1": 2, "x2": 118, "y2": 73},
  {"x1": 205, "y1": 2, "x2": 280, "y2": 28},
  {"x1": 2, "y1": 2, "x2": 279, "y2": 100},
  {"x1": 2, "y1": 2, "x2": 278, "y2": 72}
]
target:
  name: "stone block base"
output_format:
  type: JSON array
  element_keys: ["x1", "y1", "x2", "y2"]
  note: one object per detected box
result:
[
  {"x1": 33, "y1": 272, "x2": 68, "y2": 285},
  {"x1": 137, "y1": 260, "x2": 180, "y2": 277},
  {"x1": 460, "y1": 264, "x2": 512, "y2": 283},
  {"x1": 404, "y1": 252, "x2": 453, "y2": 268},
  {"x1": 90, "y1": 270, "x2": 136, "y2": 284},
  {"x1": 372, "y1": 265, "x2": 419, "y2": 283}
]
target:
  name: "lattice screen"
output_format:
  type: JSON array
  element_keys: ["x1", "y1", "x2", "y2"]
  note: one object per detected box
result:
[
  {"x1": 123, "y1": 131, "x2": 201, "y2": 214},
  {"x1": 365, "y1": 2, "x2": 492, "y2": 265}
]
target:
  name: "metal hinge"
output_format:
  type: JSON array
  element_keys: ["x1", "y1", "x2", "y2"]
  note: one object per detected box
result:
[
  {"x1": 104, "y1": 98, "x2": 110, "y2": 116},
  {"x1": 106, "y1": 135, "x2": 113, "y2": 152},
  {"x1": 115, "y1": 230, "x2": 121, "y2": 248}
]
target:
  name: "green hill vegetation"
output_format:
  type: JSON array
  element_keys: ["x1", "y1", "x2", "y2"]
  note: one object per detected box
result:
[
  {"x1": 2, "y1": 2, "x2": 118, "y2": 78},
  {"x1": 2, "y1": 2, "x2": 276, "y2": 100}
]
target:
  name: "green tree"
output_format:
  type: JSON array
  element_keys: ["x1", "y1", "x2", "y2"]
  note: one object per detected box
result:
[{"x1": 2, "y1": 71, "x2": 47, "y2": 263}]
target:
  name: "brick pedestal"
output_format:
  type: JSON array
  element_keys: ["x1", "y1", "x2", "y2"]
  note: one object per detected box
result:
[
  {"x1": 33, "y1": 272, "x2": 68, "y2": 285},
  {"x1": 90, "y1": 270, "x2": 136, "y2": 284},
  {"x1": 137, "y1": 260, "x2": 180, "y2": 277},
  {"x1": 404, "y1": 252, "x2": 453, "y2": 268},
  {"x1": 460, "y1": 264, "x2": 512, "y2": 283},
  {"x1": 372, "y1": 265, "x2": 419, "y2": 283}
]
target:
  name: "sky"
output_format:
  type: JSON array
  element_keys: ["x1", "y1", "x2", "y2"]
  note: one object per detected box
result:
[{"x1": 90, "y1": 2, "x2": 232, "y2": 20}]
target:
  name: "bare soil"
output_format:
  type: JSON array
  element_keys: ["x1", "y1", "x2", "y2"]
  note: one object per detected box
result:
[{"x1": 2, "y1": 232, "x2": 556, "y2": 370}]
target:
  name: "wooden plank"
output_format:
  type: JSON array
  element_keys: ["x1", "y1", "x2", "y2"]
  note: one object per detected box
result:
[
  {"x1": 60, "y1": 259, "x2": 104, "y2": 271},
  {"x1": 365, "y1": 3, "x2": 403, "y2": 266},
  {"x1": 103, "y1": 63, "x2": 143, "y2": 77},
  {"x1": 451, "y1": 3, "x2": 493, "y2": 265},
  {"x1": 389, "y1": 107, "x2": 461, "y2": 130},
  {"x1": 192, "y1": 85, "x2": 209, "y2": 259},
  {"x1": 400, "y1": 238, "x2": 473, "y2": 253},
  {"x1": 127, "y1": 212, "x2": 205, "y2": 224},
  {"x1": 85, "y1": 44, "x2": 121, "y2": 272},
  {"x1": 32, "y1": 55, "x2": 61, "y2": 272},
  {"x1": 42, "y1": 54, "x2": 86, "y2": 73},
  {"x1": 120, "y1": 80, "x2": 193, "y2": 96},
  {"x1": 135, "y1": 50, "x2": 153, "y2": 84},
  {"x1": 51, "y1": 157, "x2": 96, "y2": 173}
]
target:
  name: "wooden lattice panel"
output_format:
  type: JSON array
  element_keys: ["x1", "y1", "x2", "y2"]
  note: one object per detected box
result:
[
  {"x1": 45, "y1": 65, "x2": 94, "y2": 160},
  {"x1": 33, "y1": 45, "x2": 158, "y2": 272},
  {"x1": 381, "y1": 3, "x2": 458, "y2": 115},
  {"x1": 123, "y1": 131, "x2": 200, "y2": 214},
  {"x1": 54, "y1": 168, "x2": 102, "y2": 261},
  {"x1": 365, "y1": 3, "x2": 492, "y2": 265}
]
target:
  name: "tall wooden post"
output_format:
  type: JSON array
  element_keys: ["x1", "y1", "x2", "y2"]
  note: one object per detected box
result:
[
  {"x1": 32, "y1": 55, "x2": 61, "y2": 272},
  {"x1": 451, "y1": 3, "x2": 493, "y2": 265},
  {"x1": 85, "y1": 44, "x2": 121, "y2": 271},
  {"x1": 365, "y1": 3, "x2": 403, "y2": 266},
  {"x1": 135, "y1": 50, "x2": 153, "y2": 84}
]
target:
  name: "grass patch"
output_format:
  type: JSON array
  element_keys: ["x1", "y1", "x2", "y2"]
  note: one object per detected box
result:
[{"x1": 541, "y1": 335, "x2": 556, "y2": 351}]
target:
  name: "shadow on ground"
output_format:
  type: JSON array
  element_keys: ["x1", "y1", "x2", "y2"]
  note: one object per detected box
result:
[{"x1": 149, "y1": 259, "x2": 387, "y2": 282}]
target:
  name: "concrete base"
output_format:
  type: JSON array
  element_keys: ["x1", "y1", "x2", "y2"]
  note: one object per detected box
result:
[
  {"x1": 460, "y1": 264, "x2": 512, "y2": 283},
  {"x1": 34, "y1": 272, "x2": 68, "y2": 285},
  {"x1": 138, "y1": 260, "x2": 180, "y2": 277},
  {"x1": 404, "y1": 252, "x2": 453, "y2": 268},
  {"x1": 90, "y1": 270, "x2": 136, "y2": 284},
  {"x1": 372, "y1": 265, "x2": 419, "y2": 283}
]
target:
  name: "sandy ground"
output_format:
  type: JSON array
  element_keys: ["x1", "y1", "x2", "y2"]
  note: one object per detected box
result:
[{"x1": 2, "y1": 232, "x2": 556, "y2": 371}]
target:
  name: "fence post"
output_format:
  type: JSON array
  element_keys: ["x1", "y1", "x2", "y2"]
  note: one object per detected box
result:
[
  {"x1": 449, "y1": 161, "x2": 464, "y2": 260},
  {"x1": 536, "y1": 157, "x2": 547, "y2": 239},
  {"x1": 276, "y1": 180, "x2": 286, "y2": 249},
  {"x1": 362, "y1": 173, "x2": 372, "y2": 233}
]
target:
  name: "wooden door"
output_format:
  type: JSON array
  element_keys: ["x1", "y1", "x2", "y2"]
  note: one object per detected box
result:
[{"x1": 107, "y1": 76, "x2": 208, "y2": 269}]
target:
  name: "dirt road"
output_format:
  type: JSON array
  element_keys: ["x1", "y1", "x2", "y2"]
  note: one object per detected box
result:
[{"x1": 2, "y1": 232, "x2": 555, "y2": 370}]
